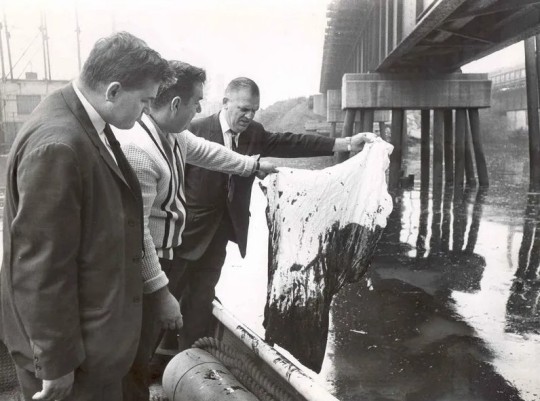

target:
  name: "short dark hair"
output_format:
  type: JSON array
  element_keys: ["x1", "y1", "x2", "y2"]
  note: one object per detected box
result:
[
  {"x1": 225, "y1": 77, "x2": 260, "y2": 98},
  {"x1": 81, "y1": 31, "x2": 174, "y2": 90},
  {"x1": 153, "y1": 61, "x2": 206, "y2": 109}
]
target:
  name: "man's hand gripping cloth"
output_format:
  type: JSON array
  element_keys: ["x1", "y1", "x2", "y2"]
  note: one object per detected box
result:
[{"x1": 259, "y1": 139, "x2": 393, "y2": 372}]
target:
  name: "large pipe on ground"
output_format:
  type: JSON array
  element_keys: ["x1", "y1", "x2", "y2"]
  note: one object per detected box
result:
[{"x1": 163, "y1": 348, "x2": 260, "y2": 401}]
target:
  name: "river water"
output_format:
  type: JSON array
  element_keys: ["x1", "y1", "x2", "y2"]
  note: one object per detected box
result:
[
  {"x1": 0, "y1": 127, "x2": 539, "y2": 401},
  {"x1": 216, "y1": 134, "x2": 540, "y2": 401}
]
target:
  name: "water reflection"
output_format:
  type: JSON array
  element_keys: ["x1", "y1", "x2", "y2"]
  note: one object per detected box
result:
[
  {"x1": 218, "y1": 154, "x2": 540, "y2": 401},
  {"x1": 323, "y1": 184, "x2": 526, "y2": 401},
  {"x1": 506, "y1": 193, "x2": 540, "y2": 335},
  {"x1": 376, "y1": 184, "x2": 488, "y2": 295}
]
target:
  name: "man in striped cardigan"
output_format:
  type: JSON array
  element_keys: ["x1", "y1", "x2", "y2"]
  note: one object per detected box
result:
[{"x1": 115, "y1": 61, "x2": 277, "y2": 401}]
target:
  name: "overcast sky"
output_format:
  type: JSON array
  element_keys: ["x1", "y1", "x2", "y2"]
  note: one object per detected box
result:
[{"x1": 2, "y1": 0, "x2": 526, "y2": 107}]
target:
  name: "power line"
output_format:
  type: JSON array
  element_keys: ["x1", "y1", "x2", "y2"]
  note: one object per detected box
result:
[
  {"x1": 16, "y1": 47, "x2": 40, "y2": 79},
  {"x1": 11, "y1": 32, "x2": 39, "y2": 73}
]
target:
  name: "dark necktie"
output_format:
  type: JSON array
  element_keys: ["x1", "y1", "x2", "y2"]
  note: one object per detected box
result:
[
  {"x1": 230, "y1": 132, "x2": 238, "y2": 151},
  {"x1": 227, "y1": 131, "x2": 238, "y2": 202},
  {"x1": 103, "y1": 124, "x2": 145, "y2": 251}
]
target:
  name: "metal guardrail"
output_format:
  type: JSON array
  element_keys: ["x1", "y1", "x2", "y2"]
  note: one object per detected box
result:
[{"x1": 212, "y1": 302, "x2": 339, "y2": 401}]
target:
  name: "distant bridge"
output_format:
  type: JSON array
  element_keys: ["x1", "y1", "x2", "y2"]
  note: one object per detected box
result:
[
  {"x1": 489, "y1": 66, "x2": 529, "y2": 130},
  {"x1": 314, "y1": 0, "x2": 540, "y2": 190}
]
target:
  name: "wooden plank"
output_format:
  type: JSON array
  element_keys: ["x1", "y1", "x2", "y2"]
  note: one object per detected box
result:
[{"x1": 343, "y1": 73, "x2": 491, "y2": 108}]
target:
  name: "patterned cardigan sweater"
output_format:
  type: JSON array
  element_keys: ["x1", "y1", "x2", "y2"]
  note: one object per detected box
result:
[{"x1": 115, "y1": 114, "x2": 257, "y2": 293}]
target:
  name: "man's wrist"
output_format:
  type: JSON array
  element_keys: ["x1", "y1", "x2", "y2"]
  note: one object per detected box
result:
[{"x1": 146, "y1": 285, "x2": 169, "y2": 300}]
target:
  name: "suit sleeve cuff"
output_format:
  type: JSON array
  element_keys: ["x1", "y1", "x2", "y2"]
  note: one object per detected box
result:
[{"x1": 33, "y1": 340, "x2": 85, "y2": 380}]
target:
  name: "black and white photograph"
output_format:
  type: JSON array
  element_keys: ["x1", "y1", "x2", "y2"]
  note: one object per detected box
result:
[{"x1": 0, "y1": 1, "x2": 539, "y2": 400}]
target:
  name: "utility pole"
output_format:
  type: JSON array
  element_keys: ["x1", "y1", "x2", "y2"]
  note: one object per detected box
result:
[
  {"x1": 75, "y1": 7, "x2": 81, "y2": 72},
  {"x1": 40, "y1": 11, "x2": 52, "y2": 80},
  {"x1": 40, "y1": 12, "x2": 48, "y2": 80},
  {"x1": 0, "y1": 22, "x2": 6, "y2": 81},
  {"x1": 44, "y1": 13, "x2": 51, "y2": 80},
  {"x1": 3, "y1": 11, "x2": 13, "y2": 80}
]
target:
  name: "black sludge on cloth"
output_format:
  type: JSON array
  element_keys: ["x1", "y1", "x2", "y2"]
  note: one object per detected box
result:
[{"x1": 260, "y1": 140, "x2": 393, "y2": 372}]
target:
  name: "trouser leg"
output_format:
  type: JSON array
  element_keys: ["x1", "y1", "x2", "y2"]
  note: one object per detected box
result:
[
  {"x1": 122, "y1": 257, "x2": 185, "y2": 401},
  {"x1": 179, "y1": 219, "x2": 230, "y2": 348},
  {"x1": 121, "y1": 291, "x2": 161, "y2": 401}
]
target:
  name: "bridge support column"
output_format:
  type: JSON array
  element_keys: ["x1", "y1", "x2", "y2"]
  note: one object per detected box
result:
[
  {"x1": 524, "y1": 36, "x2": 540, "y2": 191},
  {"x1": 336, "y1": 108, "x2": 356, "y2": 163},
  {"x1": 465, "y1": 116, "x2": 477, "y2": 187},
  {"x1": 330, "y1": 122, "x2": 337, "y2": 138},
  {"x1": 362, "y1": 109, "x2": 375, "y2": 132},
  {"x1": 341, "y1": 73, "x2": 491, "y2": 190},
  {"x1": 454, "y1": 109, "x2": 467, "y2": 191},
  {"x1": 420, "y1": 110, "x2": 430, "y2": 191},
  {"x1": 443, "y1": 110, "x2": 454, "y2": 185},
  {"x1": 433, "y1": 110, "x2": 444, "y2": 192},
  {"x1": 468, "y1": 109, "x2": 489, "y2": 187},
  {"x1": 389, "y1": 109, "x2": 405, "y2": 191},
  {"x1": 379, "y1": 121, "x2": 387, "y2": 140}
]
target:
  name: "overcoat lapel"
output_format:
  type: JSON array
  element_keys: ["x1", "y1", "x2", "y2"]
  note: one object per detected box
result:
[{"x1": 60, "y1": 84, "x2": 129, "y2": 187}]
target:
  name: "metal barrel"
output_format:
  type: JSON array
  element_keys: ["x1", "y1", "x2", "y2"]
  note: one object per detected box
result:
[{"x1": 163, "y1": 347, "x2": 260, "y2": 401}]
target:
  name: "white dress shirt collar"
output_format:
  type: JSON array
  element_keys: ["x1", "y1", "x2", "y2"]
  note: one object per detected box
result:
[
  {"x1": 72, "y1": 81, "x2": 106, "y2": 136},
  {"x1": 72, "y1": 81, "x2": 116, "y2": 163},
  {"x1": 219, "y1": 110, "x2": 240, "y2": 149}
]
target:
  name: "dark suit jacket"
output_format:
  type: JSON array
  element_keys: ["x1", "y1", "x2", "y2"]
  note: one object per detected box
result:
[
  {"x1": 0, "y1": 84, "x2": 143, "y2": 382},
  {"x1": 179, "y1": 113, "x2": 335, "y2": 260}
]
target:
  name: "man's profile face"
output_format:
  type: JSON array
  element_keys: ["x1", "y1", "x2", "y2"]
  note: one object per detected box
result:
[
  {"x1": 223, "y1": 88, "x2": 260, "y2": 134},
  {"x1": 174, "y1": 82, "x2": 203, "y2": 132},
  {"x1": 110, "y1": 80, "x2": 160, "y2": 129}
]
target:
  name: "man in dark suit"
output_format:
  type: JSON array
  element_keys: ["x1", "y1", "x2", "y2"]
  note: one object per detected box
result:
[
  {"x1": 0, "y1": 32, "x2": 172, "y2": 401},
  {"x1": 170, "y1": 77, "x2": 376, "y2": 350}
]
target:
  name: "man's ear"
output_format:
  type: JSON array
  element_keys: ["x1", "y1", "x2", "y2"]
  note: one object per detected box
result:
[
  {"x1": 171, "y1": 96, "x2": 181, "y2": 112},
  {"x1": 105, "y1": 82, "x2": 122, "y2": 102},
  {"x1": 222, "y1": 97, "x2": 229, "y2": 108}
]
